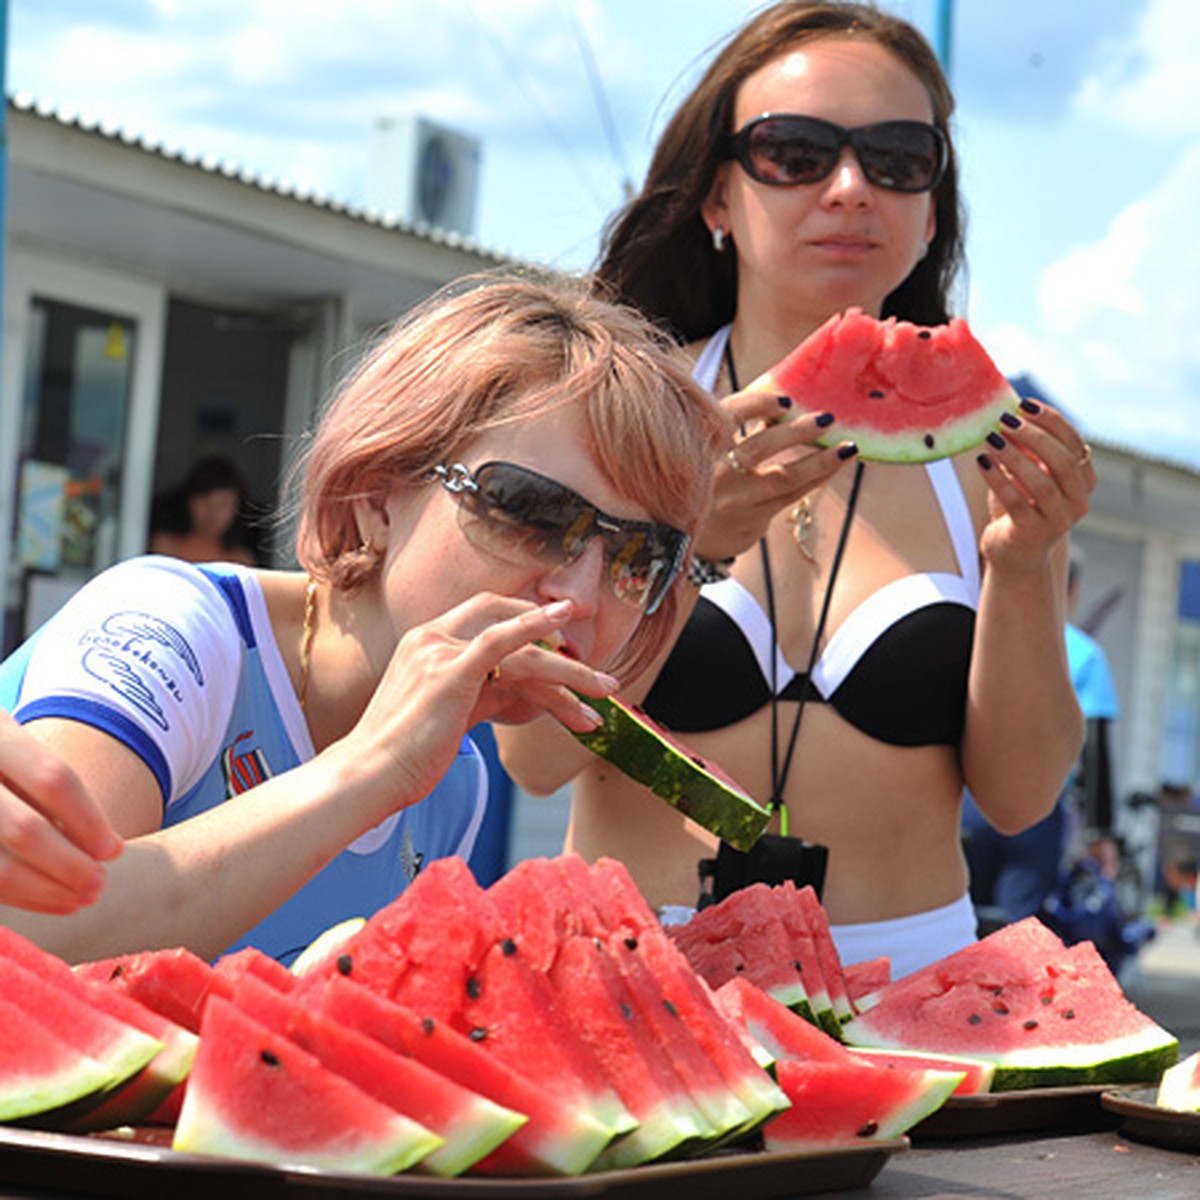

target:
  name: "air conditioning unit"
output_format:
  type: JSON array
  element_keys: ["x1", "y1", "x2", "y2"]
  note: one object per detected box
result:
[{"x1": 367, "y1": 115, "x2": 482, "y2": 237}]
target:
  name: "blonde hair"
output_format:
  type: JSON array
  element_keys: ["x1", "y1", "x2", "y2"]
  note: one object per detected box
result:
[{"x1": 293, "y1": 273, "x2": 730, "y2": 676}]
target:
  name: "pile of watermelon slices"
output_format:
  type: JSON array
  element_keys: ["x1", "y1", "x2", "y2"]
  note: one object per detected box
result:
[
  {"x1": 0, "y1": 854, "x2": 972, "y2": 1179},
  {"x1": 0, "y1": 857, "x2": 1182, "y2": 1179}
]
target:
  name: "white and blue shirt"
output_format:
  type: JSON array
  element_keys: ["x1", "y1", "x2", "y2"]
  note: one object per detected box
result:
[{"x1": 0, "y1": 556, "x2": 487, "y2": 965}]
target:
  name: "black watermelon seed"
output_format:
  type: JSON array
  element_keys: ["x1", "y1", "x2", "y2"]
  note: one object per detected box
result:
[
  {"x1": 968, "y1": 1013, "x2": 982, "y2": 1025},
  {"x1": 857, "y1": 1120, "x2": 879, "y2": 1137},
  {"x1": 1040, "y1": 995, "x2": 1053, "y2": 1005},
  {"x1": 1023, "y1": 1019, "x2": 1039, "y2": 1031},
  {"x1": 421, "y1": 1017, "x2": 435, "y2": 1035},
  {"x1": 260, "y1": 1049, "x2": 280, "y2": 1067},
  {"x1": 501, "y1": 937, "x2": 517, "y2": 956},
  {"x1": 620, "y1": 1002, "x2": 633, "y2": 1020},
  {"x1": 918, "y1": 330, "x2": 932, "y2": 339},
  {"x1": 734, "y1": 963, "x2": 745, "y2": 972},
  {"x1": 924, "y1": 433, "x2": 935, "y2": 448},
  {"x1": 992, "y1": 1003, "x2": 1009, "y2": 1015},
  {"x1": 336, "y1": 953, "x2": 353, "y2": 976},
  {"x1": 990, "y1": 986, "x2": 1003, "y2": 995},
  {"x1": 110, "y1": 965, "x2": 125, "y2": 980},
  {"x1": 869, "y1": 390, "x2": 885, "y2": 399},
  {"x1": 663, "y1": 999, "x2": 680, "y2": 1018},
  {"x1": 1062, "y1": 1010, "x2": 1076, "y2": 1020},
  {"x1": 466, "y1": 976, "x2": 482, "y2": 1000},
  {"x1": 794, "y1": 960, "x2": 804, "y2": 975},
  {"x1": 625, "y1": 936, "x2": 638, "y2": 951},
  {"x1": 469, "y1": 1027, "x2": 488, "y2": 1042}
]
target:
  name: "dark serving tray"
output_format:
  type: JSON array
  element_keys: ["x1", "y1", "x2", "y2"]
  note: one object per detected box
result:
[
  {"x1": 0, "y1": 1123, "x2": 906, "y2": 1200},
  {"x1": 910, "y1": 1084, "x2": 1113, "y2": 1140},
  {"x1": 1102, "y1": 1086, "x2": 1200, "y2": 1155}
]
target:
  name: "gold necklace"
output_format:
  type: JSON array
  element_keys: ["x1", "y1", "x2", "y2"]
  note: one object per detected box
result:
[
  {"x1": 298, "y1": 577, "x2": 317, "y2": 711},
  {"x1": 791, "y1": 497, "x2": 816, "y2": 562}
]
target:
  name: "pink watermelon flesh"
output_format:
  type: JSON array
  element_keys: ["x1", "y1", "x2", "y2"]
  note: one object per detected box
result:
[
  {"x1": 843, "y1": 956, "x2": 893, "y2": 1013},
  {"x1": 714, "y1": 976, "x2": 851, "y2": 1066},
  {"x1": 791, "y1": 883, "x2": 855, "y2": 1025},
  {"x1": 765, "y1": 1058, "x2": 962, "y2": 1149},
  {"x1": 312, "y1": 977, "x2": 612, "y2": 1177},
  {"x1": 754, "y1": 308, "x2": 1020, "y2": 463},
  {"x1": 229, "y1": 973, "x2": 522, "y2": 1177},
  {"x1": 841, "y1": 917, "x2": 1179, "y2": 1088},
  {"x1": 174, "y1": 995, "x2": 440, "y2": 1174},
  {"x1": 0, "y1": 995, "x2": 118, "y2": 1122},
  {"x1": 549, "y1": 935, "x2": 715, "y2": 1167},
  {"x1": 75, "y1": 945, "x2": 232, "y2": 1033},
  {"x1": 212, "y1": 945, "x2": 298, "y2": 993}
]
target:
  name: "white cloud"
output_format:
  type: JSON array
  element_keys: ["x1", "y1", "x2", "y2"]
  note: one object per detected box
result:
[
  {"x1": 1076, "y1": 0, "x2": 1200, "y2": 137},
  {"x1": 1002, "y1": 138, "x2": 1200, "y2": 460}
]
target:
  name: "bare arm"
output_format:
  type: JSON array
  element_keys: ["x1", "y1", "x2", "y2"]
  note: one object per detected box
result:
[
  {"x1": 1, "y1": 595, "x2": 615, "y2": 962},
  {"x1": 961, "y1": 402, "x2": 1093, "y2": 832}
]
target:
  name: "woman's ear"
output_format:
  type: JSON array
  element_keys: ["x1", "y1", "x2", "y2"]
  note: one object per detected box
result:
[
  {"x1": 351, "y1": 494, "x2": 390, "y2": 554},
  {"x1": 701, "y1": 164, "x2": 733, "y2": 245}
]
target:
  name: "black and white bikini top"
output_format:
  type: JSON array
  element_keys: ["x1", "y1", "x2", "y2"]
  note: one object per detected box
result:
[{"x1": 644, "y1": 325, "x2": 981, "y2": 748}]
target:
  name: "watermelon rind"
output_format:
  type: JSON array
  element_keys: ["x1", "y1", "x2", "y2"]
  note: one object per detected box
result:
[
  {"x1": 0, "y1": 996, "x2": 121, "y2": 1123},
  {"x1": 1156, "y1": 1050, "x2": 1200, "y2": 1112},
  {"x1": 291, "y1": 917, "x2": 366, "y2": 977},
  {"x1": 566, "y1": 694, "x2": 770, "y2": 852},
  {"x1": 847, "y1": 1047, "x2": 996, "y2": 1096}
]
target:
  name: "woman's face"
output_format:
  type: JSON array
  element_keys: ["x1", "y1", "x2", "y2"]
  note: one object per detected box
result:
[
  {"x1": 364, "y1": 403, "x2": 654, "y2": 670},
  {"x1": 189, "y1": 487, "x2": 239, "y2": 540},
  {"x1": 703, "y1": 37, "x2": 938, "y2": 327}
]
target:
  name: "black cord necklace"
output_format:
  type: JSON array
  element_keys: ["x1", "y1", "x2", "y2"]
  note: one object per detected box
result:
[{"x1": 723, "y1": 338, "x2": 865, "y2": 831}]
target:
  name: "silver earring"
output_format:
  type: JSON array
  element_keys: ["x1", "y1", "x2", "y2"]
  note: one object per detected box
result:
[{"x1": 712, "y1": 225, "x2": 726, "y2": 253}]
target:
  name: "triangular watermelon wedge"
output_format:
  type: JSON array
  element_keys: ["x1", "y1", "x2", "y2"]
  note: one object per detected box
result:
[
  {"x1": 173, "y1": 996, "x2": 441, "y2": 1175},
  {"x1": 230, "y1": 974, "x2": 523, "y2": 1177}
]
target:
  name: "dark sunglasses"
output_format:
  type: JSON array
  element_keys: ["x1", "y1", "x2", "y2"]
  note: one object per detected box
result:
[
  {"x1": 429, "y1": 461, "x2": 689, "y2": 615},
  {"x1": 724, "y1": 113, "x2": 947, "y2": 194}
]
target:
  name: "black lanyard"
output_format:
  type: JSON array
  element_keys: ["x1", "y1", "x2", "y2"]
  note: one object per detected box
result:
[{"x1": 723, "y1": 338, "x2": 864, "y2": 826}]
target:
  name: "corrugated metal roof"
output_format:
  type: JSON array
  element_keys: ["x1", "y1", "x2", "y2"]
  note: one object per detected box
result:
[{"x1": 7, "y1": 94, "x2": 517, "y2": 267}]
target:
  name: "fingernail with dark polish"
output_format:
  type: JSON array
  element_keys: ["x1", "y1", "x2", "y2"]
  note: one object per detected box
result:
[
  {"x1": 837, "y1": 442, "x2": 859, "y2": 460},
  {"x1": 999, "y1": 412, "x2": 1021, "y2": 429},
  {"x1": 986, "y1": 432, "x2": 1006, "y2": 450},
  {"x1": 977, "y1": 453, "x2": 993, "y2": 470},
  {"x1": 1019, "y1": 398, "x2": 1041, "y2": 415},
  {"x1": 815, "y1": 412, "x2": 834, "y2": 428},
  {"x1": 777, "y1": 395, "x2": 793, "y2": 410}
]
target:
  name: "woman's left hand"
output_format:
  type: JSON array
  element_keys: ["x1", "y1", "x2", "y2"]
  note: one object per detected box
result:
[{"x1": 974, "y1": 400, "x2": 1095, "y2": 571}]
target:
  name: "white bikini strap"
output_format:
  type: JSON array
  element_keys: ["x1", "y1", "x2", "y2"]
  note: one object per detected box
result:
[
  {"x1": 692, "y1": 324, "x2": 732, "y2": 391},
  {"x1": 925, "y1": 458, "x2": 980, "y2": 598}
]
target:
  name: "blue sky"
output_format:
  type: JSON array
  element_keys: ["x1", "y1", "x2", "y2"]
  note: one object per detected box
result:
[{"x1": 8, "y1": 1, "x2": 1200, "y2": 465}]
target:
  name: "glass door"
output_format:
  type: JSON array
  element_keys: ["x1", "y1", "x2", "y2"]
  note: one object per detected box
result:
[{"x1": 4, "y1": 298, "x2": 137, "y2": 650}]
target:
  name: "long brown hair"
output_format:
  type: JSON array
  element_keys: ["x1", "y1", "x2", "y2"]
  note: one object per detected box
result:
[{"x1": 594, "y1": 1, "x2": 964, "y2": 342}]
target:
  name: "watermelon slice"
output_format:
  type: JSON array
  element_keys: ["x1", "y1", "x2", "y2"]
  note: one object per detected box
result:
[
  {"x1": 848, "y1": 1048, "x2": 995, "y2": 1097},
  {"x1": 841, "y1": 917, "x2": 1179, "y2": 1089},
  {"x1": 749, "y1": 308, "x2": 1020, "y2": 463},
  {"x1": 548, "y1": 855, "x2": 791, "y2": 1141},
  {"x1": 765, "y1": 1058, "x2": 963, "y2": 1149},
  {"x1": 667, "y1": 881, "x2": 835, "y2": 1031},
  {"x1": 1157, "y1": 1050, "x2": 1200, "y2": 1112},
  {"x1": 229, "y1": 974, "x2": 523, "y2": 1177},
  {"x1": 173, "y1": 996, "x2": 441, "y2": 1175},
  {"x1": 844, "y1": 956, "x2": 892, "y2": 1013},
  {"x1": 75, "y1": 945, "x2": 233, "y2": 1033},
  {"x1": 46, "y1": 982, "x2": 198, "y2": 1132},
  {"x1": 0, "y1": 996, "x2": 119, "y2": 1122},
  {"x1": 565, "y1": 695, "x2": 770, "y2": 851},
  {"x1": 212, "y1": 945, "x2": 298, "y2": 993},
  {"x1": 713, "y1": 977, "x2": 851, "y2": 1067},
  {"x1": 312, "y1": 978, "x2": 613, "y2": 1176}
]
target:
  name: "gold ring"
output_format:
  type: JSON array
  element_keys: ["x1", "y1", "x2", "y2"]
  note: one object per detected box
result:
[
  {"x1": 726, "y1": 447, "x2": 747, "y2": 474},
  {"x1": 1078, "y1": 444, "x2": 1092, "y2": 467}
]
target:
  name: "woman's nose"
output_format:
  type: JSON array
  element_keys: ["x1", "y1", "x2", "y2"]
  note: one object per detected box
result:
[
  {"x1": 539, "y1": 537, "x2": 606, "y2": 614},
  {"x1": 821, "y1": 147, "x2": 873, "y2": 206}
]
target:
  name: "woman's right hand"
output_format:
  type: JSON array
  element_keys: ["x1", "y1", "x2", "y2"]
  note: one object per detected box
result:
[
  {"x1": 695, "y1": 388, "x2": 856, "y2": 561},
  {"x1": 0, "y1": 711, "x2": 123, "y2": 914}
]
